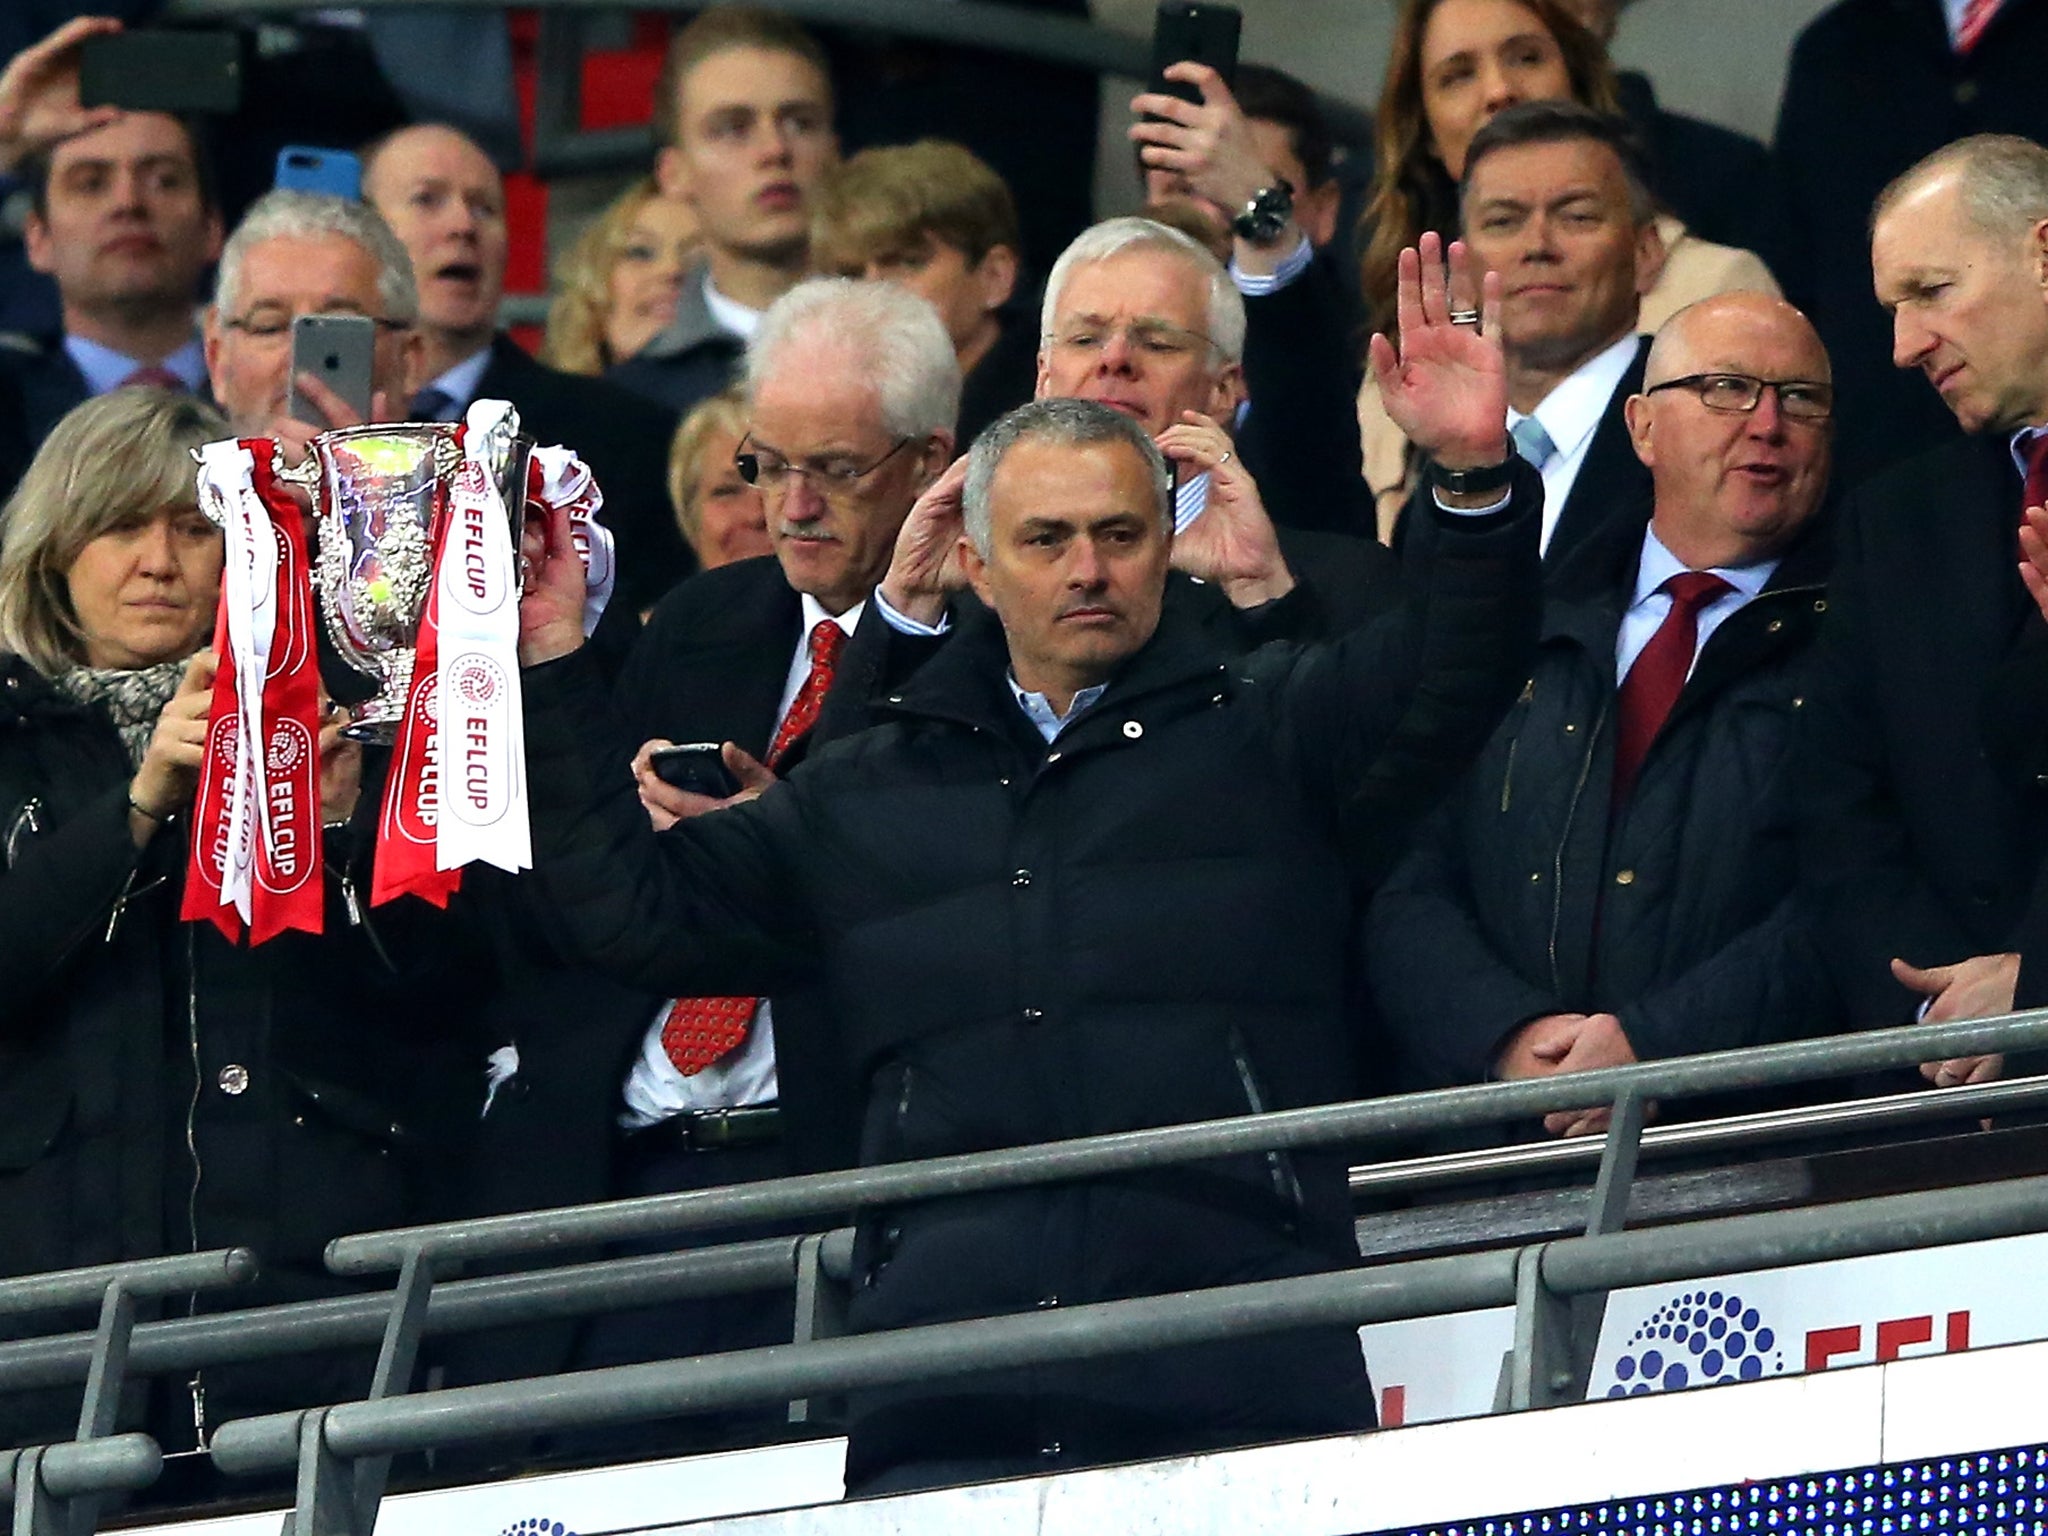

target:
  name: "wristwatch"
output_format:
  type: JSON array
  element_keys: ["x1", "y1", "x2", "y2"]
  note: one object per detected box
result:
[
  {"x1": 1427, "y1": 455, "x2": 1516, "y2": 498},
  {"x1": 1231, "y1": 179, "x2": 1295, "y2": 244}
]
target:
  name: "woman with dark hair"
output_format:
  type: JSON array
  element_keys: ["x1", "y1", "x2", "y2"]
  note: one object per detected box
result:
[
  {"x1": 1355, "y1": 0, "x2": 1776, "y2": 537},
  {"x1": 0, "y1": 388, "x2": 489, "y2": 1456}
]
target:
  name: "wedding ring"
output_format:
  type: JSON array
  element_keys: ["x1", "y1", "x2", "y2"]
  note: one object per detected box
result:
[
  {"x1": 1449, "y1": 308, "x2": 1482, "y2": 328},
  {"x1": 1218, "y1": 450, "x2": 1233, "y2": 465}
]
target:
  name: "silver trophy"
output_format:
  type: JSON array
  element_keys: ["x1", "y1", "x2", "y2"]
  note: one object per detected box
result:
[{"x1": 278, "y1": 415, "x2": 531, "y2": 742}]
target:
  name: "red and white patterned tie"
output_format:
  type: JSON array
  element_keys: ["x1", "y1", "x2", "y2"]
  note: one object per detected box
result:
[{"x1": 660, "y1": 619, "x2": 846, "y2": 1075}]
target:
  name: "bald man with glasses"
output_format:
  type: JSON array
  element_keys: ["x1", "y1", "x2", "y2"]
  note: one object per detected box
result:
[{"x1": 1368, "y1": 291, "x2": 1842, "y2": 1136}]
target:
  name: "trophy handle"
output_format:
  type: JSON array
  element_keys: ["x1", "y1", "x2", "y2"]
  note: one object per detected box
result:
[{"x1": 272, "y1": 447, "x2": 322, "y2": 491}]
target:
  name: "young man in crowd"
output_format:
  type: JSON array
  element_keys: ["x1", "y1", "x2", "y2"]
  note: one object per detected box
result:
[
  {"x1": 606, "y1": 6, "x2": 837, "y2": 417},
  {"x1": 811, "y1": 138, "x2": 1033, "y2": 449}
]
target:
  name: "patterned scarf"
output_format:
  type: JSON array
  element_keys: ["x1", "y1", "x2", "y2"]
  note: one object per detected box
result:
[{"x1": 53, "y1": 658, "x2": 188, "y2": 770}]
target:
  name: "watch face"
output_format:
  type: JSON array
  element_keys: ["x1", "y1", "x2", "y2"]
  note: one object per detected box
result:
[{"x1": 1234, "y1": 182, "x2": 1294, "y2": 241}]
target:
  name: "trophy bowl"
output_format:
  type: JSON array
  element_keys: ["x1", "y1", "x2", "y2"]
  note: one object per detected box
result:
[{"x1": 286, "y1": 417, "x2": 531, "y2": 743}]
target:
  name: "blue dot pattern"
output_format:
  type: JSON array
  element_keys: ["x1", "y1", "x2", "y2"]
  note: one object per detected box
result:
[
  {"x1": 1604, "y1": 1288, "x2": 1785, "y2": 1398},
  {"x1": 499, "y1": 1519, "x2": 574, "y2": 1536},
  {"x1": 1375, "y1": 1445, "x2": 2048, "y2": 1535}
]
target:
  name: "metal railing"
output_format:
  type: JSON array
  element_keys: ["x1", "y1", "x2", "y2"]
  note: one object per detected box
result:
[{"x1": 6, "y1": 1009, "x2": 2048, "y2": 1535}]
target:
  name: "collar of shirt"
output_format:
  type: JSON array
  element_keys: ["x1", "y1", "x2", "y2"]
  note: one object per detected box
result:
[
  {"x1": 702, "y1": 275, "x2": 764, "y2": 341},
  {"x1": 65, "y1": 332, "x2": 206, "y2": 397},
  {"x1": 1509, "y1": 330, "x2": 1640, "y2": 467},
  {"x1": 1009, "y1": 672, "x2": 1108, "y2": 742},
  {"x1": 1617, "y1": 522, "x2": 1779, "y2": 683},
  {"x1": 418, "y1": 345, "x2": 494, "y2": 419},
  {"x1": 1174, "y1": 470, "x2": 1210, "y2": 533},
  {"x1": 2010, "y1": 422, "x2": 2048, "y2": 480}
]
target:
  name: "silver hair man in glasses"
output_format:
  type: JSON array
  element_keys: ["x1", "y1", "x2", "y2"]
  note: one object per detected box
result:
[
  {"x1": 202, "y1": 190, "x2": 425, "y2": 457},
  {"x1": 1369, "y1": 289, "x2": 1842, "y2": 1138}
]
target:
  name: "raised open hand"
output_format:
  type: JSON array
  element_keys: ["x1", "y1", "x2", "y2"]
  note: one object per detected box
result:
[
  {"x1": 0, "y1": 16, "x2": 124, "y2": 178},
  {"x1": 879, "y1": 453, "x2": 970, "y2": 627},
  {"x1": 1366, "y1": 232, "x2": 1508, "y2": 471},
  {"x1": 1157, "y1": 411, "x2": 1293, "y2": 608}
]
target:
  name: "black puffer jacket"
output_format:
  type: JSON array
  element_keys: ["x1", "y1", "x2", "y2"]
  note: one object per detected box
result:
[
  {"x1": 0, "y1": 656, "x2": 490, "y2": 1446},
  {"x1": 1367, "y1": 513, "x2": 1842, "y2": 1096},
  {"x1": 521, "y1": 477, "x2": 1541, "y2": 1482}
]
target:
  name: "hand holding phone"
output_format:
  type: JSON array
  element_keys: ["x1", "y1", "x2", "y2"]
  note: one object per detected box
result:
[
  {"x1": 1147, "y1": 2, "x2": 1240, "y2": 111},
  {"x1": 0, "y1": 15, "x2": 125, "y2": 176},
  {"x1": 288, "y1": 314, "x2": 376, "y2": 428},
  {"x1": 650, "y1": 742, "x2": 744, "y2": 799}
]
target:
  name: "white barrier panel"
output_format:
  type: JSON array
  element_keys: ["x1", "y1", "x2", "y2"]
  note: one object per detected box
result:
[{"x1": 1360, "y1": 1226, "x2": 2048, "y2": 1426}]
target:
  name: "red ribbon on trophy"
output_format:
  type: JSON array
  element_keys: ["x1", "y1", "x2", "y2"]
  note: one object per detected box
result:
[
  {"x1": 182, "y1": 439, "x2": 326, "y2": 942},
  {"x1": 373, "y1": 491, "x2": 463, "y2": 910}
]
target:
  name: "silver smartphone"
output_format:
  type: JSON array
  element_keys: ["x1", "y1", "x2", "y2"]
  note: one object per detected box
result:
[{"x1": 288, "y1": 313, "x2": 376, "y2": 426}]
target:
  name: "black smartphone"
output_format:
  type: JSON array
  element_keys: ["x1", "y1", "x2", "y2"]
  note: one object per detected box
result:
[
  {"x1": 288, "y1": 314, "x2": 375, "y2": 427},
  {"x1": 650, "y1": 743, "x2": 742, "y2": 799},
  {"x1": 1149, "y1": 2, "x2": 1241, "y2": 108},
  {"x1": 79, "y1": 31, "x2": 243, "y2": 116}
]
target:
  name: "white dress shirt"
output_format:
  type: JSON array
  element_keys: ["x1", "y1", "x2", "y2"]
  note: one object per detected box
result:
[
  {"x1": 1943, "y1": 0, "x2": 2002, "y2": 46},
  {"x1": 618, "y1": 595, "x2": 866, "y2": 1128},
  {"x1": 702, "y1": 276, "x2": 764, "y2": 340},
  {"x1": 1511, "y1": 331, "x2": 1641, "y2": 556},
  {"x1": 64, "y1": 332, "x2": 207, "y2": 396},
  {"x1": 1616, "y1": 525, "x2": 1778, "y2": 686}
]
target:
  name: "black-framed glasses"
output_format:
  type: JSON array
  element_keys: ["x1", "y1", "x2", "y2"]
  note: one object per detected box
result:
[
  {"x1": 1645, "y1": 372, "x2": 1834, "y2": 421},
  {"x1": 734, "y1": 435, "x2": 914, "y2": 497}
]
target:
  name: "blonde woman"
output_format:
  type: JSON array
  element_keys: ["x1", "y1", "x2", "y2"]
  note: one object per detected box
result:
[
  {"x1": 665, "y1": 386, "x2": 770, "y2": 575},
  {"x1": 543, "y1": 177, "x2": 700, "y2": 376}
]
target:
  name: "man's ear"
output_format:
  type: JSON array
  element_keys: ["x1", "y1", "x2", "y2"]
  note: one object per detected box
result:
[
  {"x1": 1296, "y1": 181, "x2": 1341, "y2": 250},
  {"x1": 1033, "y1": 347, "x2": 1052, "y2": 400},
  {"x1": 959, "y1": 532, "x2": 992, "y2": 608},
  {"x1": 973, "y1": 244, "x2": 1020, "y2": 313},
  {"x1": 2030, "y1": 216, "x2": 2048, "y2": 295},
  {"x1": 655, "y1": 145, "x2": 693, "y2": 207},
  {"x1": 22, "y1": 212, "x2": 53, "y2": 277},
  {"x1": 914, "y1": 430, "x2": 956, "y2": 493},
  {"x1": 201, "y1": 305, "x2": 223, "y2": 380},
  {"x1": 1633, "y1": 217, "x2": 1668, "y2": 299},
  {"x1": 1207, "y1": 359, "x2": 1246, "y2": 421},
  {"x1": 1623, "y1": 392, "x2": 1655, "y2": 467},
  {"x1": 203, "y1": 208, "x2": 225, "y2": 266}
]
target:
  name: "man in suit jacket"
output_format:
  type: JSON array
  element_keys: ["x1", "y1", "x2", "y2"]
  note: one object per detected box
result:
[
  {"x1": 361, "y1": 123, "x2": 689, "y2": 615},
  {"x1": 1799, "y1": 134, "x2": 2048, "y2": 1090},
  {"x1": 1770, "y1": 0, "x2": 2048, "y2": 485},
  {"x1": 464, "y1": 278, "x2": 957, "y2": 1429},
  {"x1": 0, "y1": 99, "x2": 220, "y2": 499}
]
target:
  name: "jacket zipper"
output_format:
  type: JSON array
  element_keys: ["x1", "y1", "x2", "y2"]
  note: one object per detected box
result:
[
  {"x1": 3, "y1": 797, "x2": 41, "y2": 866},
  {"x1": 1547, "y1": 699, "x2": 1608, "y2": 997},
  {"x1": 1500, "y1": 680, "x2": 1534, "y2": 814},
  {"x1": 183, "y1": 924, "x2": 208, "y2": 1450},
  {"x1": 1227, "y1": 1027, "x2": 1304, "y2": 1214}
]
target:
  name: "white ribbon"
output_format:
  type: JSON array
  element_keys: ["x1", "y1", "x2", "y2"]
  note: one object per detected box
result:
[
  {"x1": 530, "y1": 445, "x2": 618, "y2": 639},
  {"x1": 197, "y1": 441, "x2": 279, "y2": 927},
  {"x1": 435, "y1": 402, "x2": 531, "y2": 874}
]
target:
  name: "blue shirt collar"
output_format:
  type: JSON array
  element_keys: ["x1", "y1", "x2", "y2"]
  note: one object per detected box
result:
[
  {"x1": 418, "y1": 346, "x2": 495, "y2": 419},
  {"x1": 1009, "y1": 673, "x2": 1108, "y2": 742},
  {"x1": 63, "y1": 332, "x2": 206, "y2": 397},
  {"x1": 1631, "y1": 523, "x2": 1778, "y2": 608},
  {"x1": 2011, "y1": 423, "x2": 2048, "y2": 480}
]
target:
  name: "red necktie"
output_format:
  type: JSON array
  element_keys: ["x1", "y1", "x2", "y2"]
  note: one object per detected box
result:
[
  {"x1": 1612, "y1": 572, "x2": 1733, "y2": 804},
  {"x1": 117, "y1": 365, "x2": 186, "y2": 392},
  {"x1": 2023, "y1": 433, "x2": 2048, "y2": 518},
  {"x1": 661, "y1": 619, "x2": 846, "y2": 1075},
  {"x1": 1955, "y1": 0, "x2": 2001, "y2": 52}
]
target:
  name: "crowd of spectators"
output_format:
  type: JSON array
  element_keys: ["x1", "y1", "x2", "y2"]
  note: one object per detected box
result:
[{"x1": 3, "y1": 0, "x2": 2048, "y2": 1504}]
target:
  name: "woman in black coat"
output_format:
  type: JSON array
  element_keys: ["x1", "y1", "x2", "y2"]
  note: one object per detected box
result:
[{"x1": 0, "y1": 389, "x2": 487, "y2": 1453}]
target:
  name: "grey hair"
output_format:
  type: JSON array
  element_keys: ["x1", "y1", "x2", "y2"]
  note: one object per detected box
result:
[
  {"x1": 1872, "y1": 134, "x2": 2048, "y2": 241},
  {"x1": 744, "y1": 277, "x2": 961, "y2": 440},
  {"x1": 0, "y1": 389, "x2": 228, "y2": 676},
  {"x1": 962, "y1": 397, "x2": 1172, "y2": 558},
  {"x1": 214, "y1": 190, "x2": 419, "y2": 323},
  {"x1": 1040, "y1": 216, "x2": 1247, "y2": 365}
]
